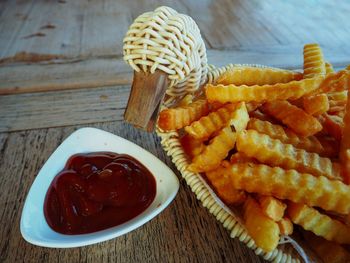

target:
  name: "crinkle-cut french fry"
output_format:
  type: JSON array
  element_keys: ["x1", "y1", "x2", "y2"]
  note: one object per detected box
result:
[
  {"x1": 317, "y1": 113, "x2": 344, "y2": 141},
  {"x1": 184, "y1": 103, "x2": 235, "y2": 140},
  {"x1": 230, "y1": 152, "x2": 257, "y2": 164},
  {"x1": 205, "y1": 165, "x2": 246, "y2": 205},
  {"x1": 317, "y1": 136, "x2": 340, "y2": 158},
  {"x1": 328, "y1": 107, "x2": 345, "y2": 116},
  {"x1": 340, "y1": 150, "x2": 350, "y2": 183},
  {"x1": 331, "y1": 110, "x2": 346, "y2": 119},
  {"x1": 205, "y1": 76, "x2": 324, "y2": 104},
  {"x1": 303, "y1": 43, "x2": 326, "y2": 78},
  {"x1": 177, "y1": 94, "x2": 193, "y2": 106},
  {"x1": 340, "y1": 77, "x2": 350, "y2": 183},
  {"x1": 236, "y1": 130, "x2": 341, "y2": 180},
  {"x1": 228, "y1": 163, "x2": 350, "y2": 214},
  {"x1": 277, "y1": 217, "x2": 293, "y2": 235},
  {"x1": 227, "y1": 102, "x2": 249, "y2": 133},
  {"x1": 327, "y1": 91, "x2": 347, "y2": 112},
  {"x1": 288, "y1": 97, "x2": 304, "y2": 108},
  {"x1": 323, "y1": 210, "x2": 350, "y2": 227},
  {"x1": 216, "y1": 66, "x2": 303, "y2": 86},
  {"x1": 247, "y1": 118, "x2": 324, "y2": 154},
  {"x1": 208, "y1": 101, "x2": 224, "y2": 111},
  {"x1": 185, "y1": 102, "x2": 248, "y2": 140},
  {"x1": 244, "y1": 197, "x2": 280, "y2": 252},
  {"x1": 329, "y1": 103, "x2": 346, "y2": 113},
  {"x1": 249, "y1": 109, "x2": 277, "y2": 123},
  {"x1": 180, "y1": 134, "x2": 204, "y2": 158},
  {"x1": 325, "y1": 62, "x2": 335, "y2": 74},
  {"x1": 288, "y1": 203, "x2": 350, "y2": 244},
  {"x1": 262, "y1": 101, "x2": 322, "y2": 137},
  {"x1": 310, "y1": 70, "x2": 349, "y2": 95},
  {"x1": 321, "y1": 113, "x2": 344, "y2": 141},
  {"x1": 327, "y1": 91, "x2": 347, "y2": 104},
  {"x1": 303, "y1": 231, "x2": 350, "y2": 263},
  {"x1": 246, "y1": 102, "x2": 261, "y2": 112},
  {"x1": 188, "y1": 126, "x2": 237, "y2": 172},
  {"x1": 303, "y1": 94, "x2": 329, "y2": 115},
  {"x1": 158, "y1": 99, "x2": 209, "y2": 131},
  {"x1": 258, "y1": 195, "x2": 286, "y2": 221}
]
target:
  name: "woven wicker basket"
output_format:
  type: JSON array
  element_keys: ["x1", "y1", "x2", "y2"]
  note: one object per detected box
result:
[
  {"x1": 156, "y1": 63, "x2": 318, "y2": 263},
  {"x1": 123, "y1": 6, "x2": 320, "y2": 262}
]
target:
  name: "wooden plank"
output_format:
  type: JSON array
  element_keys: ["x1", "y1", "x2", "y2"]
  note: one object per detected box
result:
[
  {"x1": 0, "y1": 86, "x2": 129, "y2": 132},
  {"x1": 0, "y1": 123, "x2": 266, "y2": 263},
  {"x1": 0, "y1": 0, "x2": 131, "y2": 58},
  {"x1": 1, "y1": 45, "x2": 349, "y2": 95},
  {"x1": 1, "y1": 0, "x2": 350, "y2": 58},
  {"x1": 0, "y1": 57, "x2": 132, "y2": 95}
]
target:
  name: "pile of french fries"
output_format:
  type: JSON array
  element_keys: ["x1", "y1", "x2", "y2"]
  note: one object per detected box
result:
[{"x1": 158, "y1": 43, "x2": 350, "y2": 260}]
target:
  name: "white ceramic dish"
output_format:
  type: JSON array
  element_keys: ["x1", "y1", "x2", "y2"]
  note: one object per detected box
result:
[{"x1": 20, "y1": 127, "x2": 179, "y2": 248}]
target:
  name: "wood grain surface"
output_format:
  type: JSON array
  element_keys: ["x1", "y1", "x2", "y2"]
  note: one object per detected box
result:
[
  {"x1": 1, "y1": 0, "x2": 350, "y2": 262},
  {"x1": 0, "y1": 86, "x2": 129, "y2": 132},
  {"x1": 1, "y1": 0, "x2": 350, "y2": 58}
]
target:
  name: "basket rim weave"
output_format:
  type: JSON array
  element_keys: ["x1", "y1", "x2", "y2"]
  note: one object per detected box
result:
[{"x1": 156, "y1": 63, "x2": 309, "y2": 263}]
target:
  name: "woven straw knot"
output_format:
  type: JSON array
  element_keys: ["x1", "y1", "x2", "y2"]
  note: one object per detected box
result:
[{"x1": 123, "y1": 6, "x2": 208, "y2": 98}]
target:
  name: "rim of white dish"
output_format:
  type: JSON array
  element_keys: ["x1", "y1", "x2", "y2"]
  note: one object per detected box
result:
[{"x1": 20, "y1": 127, "x2": 179, "y2": 248}]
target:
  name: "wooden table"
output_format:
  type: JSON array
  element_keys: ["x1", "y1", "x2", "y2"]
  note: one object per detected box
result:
[{"x1": 1, "y1": 1, "x2": 349, "y2": 262}]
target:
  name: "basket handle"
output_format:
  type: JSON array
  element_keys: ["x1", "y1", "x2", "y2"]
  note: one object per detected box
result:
[{"x1": 124, "y1": 70, "x2": 168, "y2": 131}]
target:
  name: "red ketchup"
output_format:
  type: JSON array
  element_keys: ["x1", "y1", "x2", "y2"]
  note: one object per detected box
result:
[{"x1": 44, "y1": 152, "x2": 156, "y2": 234}]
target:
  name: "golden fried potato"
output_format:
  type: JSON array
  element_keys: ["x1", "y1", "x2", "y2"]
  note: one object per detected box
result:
[
  {"x1": 216, "y1": 66, "x2": 302, "y2": 86},
  {"x1": 258, "y1": 195, "x2": 286, "y2": 221},
  {"x1": 185, "y1": 102, "x2": 248, "y2": 140},
  {"x1": 303, "y1": 231, "x2": 350, "y2": 263},
  {"x1": 249, "y1": 109, "x2": 277, "y2": 123},
  {"x1": 325, "y1": 62, "x2": 335, "y2": 74},
  {"x1": 277, "y1": 217, "x2": 293, "y2": 235},
  {"x1": 188, "y1": 126, "x2": 236, "y2": 172},
  {"x1": 303, "y1": 43, "x2": 326, "y2": 78},
  {"x1": 227, "y1": 102, "x2": 249, "y2": 133},
  {"x1": 328, "y1": 107, "x2": 346, "y2": 117},
  {"x1": 244, "y1": 197, "x2": 280, "y2": 252},
  {"x1": 317, "y1": 136, "x2": 340, "y2": 158},
  {"x1": 340, "y1": 77, "x2": 350, "y2": 183},
  {"x1": 177, "y1": 94, "x2": 194, "y2": 106},
  {"x1": 303, "y1": 94, "x2": 329, "y2": 115},
  {"x1": 228, "y1": 163, "x2": 350, "y2": 214},
  {"x1": 247, "y1": 118, "x2": 324, "y2": 154},
  {"x1": 327, "y1": 91, "x2": 347, "y2": 105},
  {"x1": 236, "y1": 130, "x2": 341, "y2": 180},
  {"x1": 158, "y1": 99, "x2": 209, "y2": 131},
  {"x1": 205, "y1": 76, "x2": 324, "y2": 104},
  {"x1": 245, "y1": 102, "x2": 261, "y2": 112},
  {"x1": 328, "y1": 91, "x2": 347, "y2": 114},
  {"x1": 205, "y1": 165, "x2": 246, "y2": 205},
  {"x1": 321, "y1": 113, "x2": 344, "y2": 141},
  {"x1": 230, "y1": 152, "x2": 257, "y2": 164},
  {"x1": 288, "y1": 203, "x2": 350, "y2": 244},
  {"x1": 262, "y1": 100, "x2": 322, "y2": 137},
  {"x1": 311, "y1": 70, "x2": 349, "y2": 95},
  {"x1": 326, "y1": 90, "x2": 348, "y2": 101},
  {"x1": 180, "y1": 133, "x2": 204, "y2": 158}
]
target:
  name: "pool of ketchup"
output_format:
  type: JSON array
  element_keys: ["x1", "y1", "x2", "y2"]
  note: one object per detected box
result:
[{"x1": 44, "y1": 152, "x2": 156, "y2": 235}]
